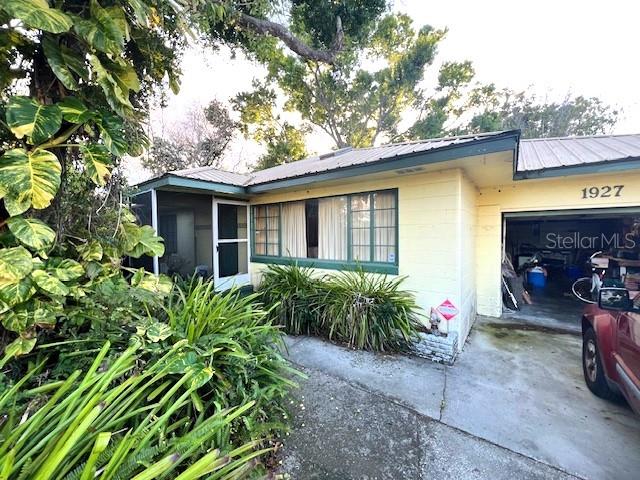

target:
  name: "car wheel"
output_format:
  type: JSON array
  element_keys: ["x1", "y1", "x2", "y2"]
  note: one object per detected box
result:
[{"x1": 582, "y1": 328, "x2": 618, "y2": 401}]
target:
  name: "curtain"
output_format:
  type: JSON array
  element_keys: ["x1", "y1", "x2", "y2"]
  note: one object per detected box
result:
[
  {"x1": 373, "y1": 192, "x2": 396, "y2": 263},
  {"x1": 281, "y1": 202, "x2": 307, "y2": 257},
  {"x1": 319, "y1": 196, "x2": 347, "y2": 260}
]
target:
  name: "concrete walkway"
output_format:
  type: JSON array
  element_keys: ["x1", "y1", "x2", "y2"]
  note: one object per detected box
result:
[{"x1": 278, "y1": 317, "x2": 640, "y2": 479}]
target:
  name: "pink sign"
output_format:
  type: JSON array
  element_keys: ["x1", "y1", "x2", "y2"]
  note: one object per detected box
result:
[{"x1": 436, "y1": 299, "x2": 459, "y2": 321}]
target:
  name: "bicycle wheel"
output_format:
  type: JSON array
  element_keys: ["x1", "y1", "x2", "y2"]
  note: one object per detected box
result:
[{"x1": 572, "y1": 277, "x2": 596, "y2": 304}]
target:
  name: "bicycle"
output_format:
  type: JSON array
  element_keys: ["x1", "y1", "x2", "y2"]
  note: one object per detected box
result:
[{"x1": 572, "y1": 251, "x2": 607, "y2": 304}]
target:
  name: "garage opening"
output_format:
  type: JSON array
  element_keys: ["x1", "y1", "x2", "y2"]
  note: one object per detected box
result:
[{"x1": 502, "y1": 208, "x2": 640, "y2": 332}]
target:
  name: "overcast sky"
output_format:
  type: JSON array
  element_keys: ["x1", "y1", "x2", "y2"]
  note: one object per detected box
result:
[{"x1": 126, "y1": 0, "x2": 640, "y2": 183}]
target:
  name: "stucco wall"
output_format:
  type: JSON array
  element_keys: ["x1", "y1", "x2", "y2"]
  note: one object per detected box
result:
[
  {"x1": 476, "y1": 171, "x2": 640, "y2": 317},
  {"x1": 249, "y1": 168, "x2": 474, "y2": 344}
]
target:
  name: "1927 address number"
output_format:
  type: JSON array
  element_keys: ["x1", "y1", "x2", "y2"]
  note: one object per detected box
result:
[{"x1": 581, "y1": 185, "x2": 624, "y2": 199}]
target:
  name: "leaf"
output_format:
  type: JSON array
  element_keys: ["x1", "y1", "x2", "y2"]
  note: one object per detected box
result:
[
  {"x1": 0, "y1": 277, "x2": 36, "y2": 308},
  {"x1": 123, "y1": 224, "x2": 165, "y2": 258},
  {"x1": 74, "y1": 0, "x2": 128, "y2": 55},
  {"x1": 58, "y1": 97, "x2": 93, "y2": 124},
  {"x1": 136, "y1": 319, "x2": 172, "y2": 342},
  {"x1": 42, "y1": 34, "x2": 77, "y2": 90},
  {"x1": 78, "y1": 240, "x2": 103, "y2": 261},
  {"x1": 7, "y1": 216, "x2": 56, "y2": 251},
  {"x1": 96, "y1": 111, "x2": 127, "y2": 156},
  {"x1": 2, "y1": 0, "x2": 73, "y2": 34},
  {"x1": 51, "y1": 258, "x2": 84, "y2": 281},
  {"x1": 0, "y1": 148, "x2": 61, "y2": 215},
  {"x1": 31, "y1": 269, "x2": 70, "y2": 297},
  {"x1": 89, "y1": 55, "x2": 134, "y2": 118},
  {"x1": 5, "y1": 96, "x2": 62, "y2": 144},
  {"x1": 0, "y1": 246, "x2": 33, "y2": 286},
  {"x1": 131, "y1": 269, "x2": 172, "y2": 295},
  {"x1": 3, "y1": 337, "x2": 37, "y2": 359},
  {"x1": 80, "y1": 144, "x2": 111, "y2": 186}
]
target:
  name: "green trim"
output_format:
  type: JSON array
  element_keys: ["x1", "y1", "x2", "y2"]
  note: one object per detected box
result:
[
  {"x1": 346, "y1": 198, "x2": 352, "y2": 262},
  {"x1": 277, "y1": 203, "x2": 282, "y2": 257},
  {"x1": 134, "y1": 175, "x2": 247, "y2": 196},
  {"x1": 369, "y1": 193, "x2": 375, "y2": 262},
  {"x1": 513, "y1": 157, "x2": 640, "y2": 180},
  {"x1": 250, "y1": 255, "x2": 399, "y2": 275},
  {"x1": 247, "y1": 133, "x2": 520, "y2": 193}
]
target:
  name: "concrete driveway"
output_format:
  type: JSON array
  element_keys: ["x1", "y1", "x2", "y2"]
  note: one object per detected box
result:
[{"x1": 278, "y1": 316, "x2": 640, "y2": 479}]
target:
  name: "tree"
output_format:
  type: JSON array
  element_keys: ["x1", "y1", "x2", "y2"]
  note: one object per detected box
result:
[
  {"x1": 236, "y1": 12, "x2": 454, "y2": 150},
  {"x1": 143, "y1": 99, "x2": 236, "y2": 176},
  {"x1": 0, "y1": 0, "x2": 387, "y2": 360},
  {"x1": 463, "y1": 87, "x2": 619, "y2": 138}
]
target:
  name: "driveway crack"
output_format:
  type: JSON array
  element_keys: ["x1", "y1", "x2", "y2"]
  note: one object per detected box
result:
[{"x1": 438, "y1": 365, "x2": 447, "y2": 422}]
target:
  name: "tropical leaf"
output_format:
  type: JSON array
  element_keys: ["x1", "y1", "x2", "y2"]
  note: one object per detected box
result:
[
  {"x1": 0, "y1": 277, "x2": 36, "y2": 309},
  {"x1": 5, "y1": 96, "x2": 62, "y2": 144},
  {"x1": 31, "y1": 269, "x2": 70, "y2": 297},
  {"x1": 59, "y1": 97, "x2": 93, "y2": 124},
  {"x1": 3, "y1": 336, "x2": 37, "y2": 359},
  {"x1": 1, "y1": 298, "x2": 56, "y2": 333},
  {"x1": 89, "y1": 55, "x2": 134, "y2": 118},
  {"x1": 42, "y1": 34, "x2": 78, "y2": 90},
  {"x1": 50, "y1": 258, "x2": 84, "y2": 281},
  {"x1": 80, "y1": 144, "x2": 111, "y2": 186},
  {"x1": 74, "y1": 0, "x2": 128, "y2": 55},
  {"x1": 77, "y1": 240, "x2": 104, "y2": 261},
  {"x1": 131, "y1": 269, "x2": 172, "y2": 295},
  {"x1": 0, "y1": 148, "x2": 61, "y2": 215},
  {"x1": 97, "y1": 111, "x2": 127, "y2": 156},
  {"x1": 123, "y1": 224, "x2": 165, "y2": 258},
  {"x1": 7, "y1": 216, "x2": 56, "y2": 251},
  {"x1": 2, "y1": 0, "x2": 73, "y2": 34},
  {"x1": 0, "y1": 246, "x2": 33, "y2": 286},
  {"x1": 136, "y1": 318, "x2": 172, "y2": 342}
]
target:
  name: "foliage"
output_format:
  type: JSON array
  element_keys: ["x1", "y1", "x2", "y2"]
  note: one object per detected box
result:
[
  {"x1": 143, "y1": 100, "x2": 237, "y2": 176},
  {"x1": 258, "y1": 263, "x2": 321, "y2": 334},
  {"x1": 463, "y1": 87, "x2": 619, "y2": 138},
  {"x1": 236, "y1": 12, "x2": 450, "y2": 150},
  {"x1": 0, "y1": 341, "x2": 272, "y2": 479},
  {"x1": 258, "y1": 264, "x2": 422, "y2": 351}
]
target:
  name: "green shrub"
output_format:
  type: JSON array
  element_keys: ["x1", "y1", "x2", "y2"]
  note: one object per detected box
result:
[
  {"x1": 258, "y1": 265, "x2": 423, "y2": 352},
  {"x1": 319, "y1": 270, "x2": 422, "y2": 351},
  {"x1": 0, "y1": 341, "x2": 269, "y2": 479},
  {"x1": 258, "y1": 264, "x2": 321, "y2": 335},
  {"x1": 164, "y1": 278, "x2": 302, "y2": 439}
]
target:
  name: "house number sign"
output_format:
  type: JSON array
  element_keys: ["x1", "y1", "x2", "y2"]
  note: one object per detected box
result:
[{"x1": 581, "y1": 185, "x2": 624, "y2": 199}]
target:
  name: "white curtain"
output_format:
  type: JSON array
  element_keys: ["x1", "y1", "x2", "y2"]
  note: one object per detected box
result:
[
  {"x1": 318, "y1": 196, "x2": 347, "y2": 260},
  {"x1": 374, "y1": 192, "x2": 396, "y2": 263},
  {"x1": 281, "y1": 202, "x2": 307, "y2": 258}
]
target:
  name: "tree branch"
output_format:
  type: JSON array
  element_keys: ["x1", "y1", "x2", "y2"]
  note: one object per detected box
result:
[{"x1": 235, "y1": 12, "x2": 344, "y2": 64}]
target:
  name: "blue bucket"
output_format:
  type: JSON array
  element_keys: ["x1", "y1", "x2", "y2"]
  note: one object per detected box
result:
[{"x1": 527, "y1": 270, "x2": 546, "y2": 288}]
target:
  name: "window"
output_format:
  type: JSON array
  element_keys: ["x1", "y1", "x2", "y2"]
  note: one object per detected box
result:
[{"x1": 252, "y1": 189, "x2": 397, "y2": 272}]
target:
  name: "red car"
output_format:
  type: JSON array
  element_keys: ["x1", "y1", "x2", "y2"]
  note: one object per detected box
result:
[{"x1": 582, "y1": 287, "x2": 640, "y2": 414}]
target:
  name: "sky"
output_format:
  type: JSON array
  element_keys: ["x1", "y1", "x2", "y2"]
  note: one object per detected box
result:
[{"x1": 125, "y1": 0, "x2": 640, "y2": 184}]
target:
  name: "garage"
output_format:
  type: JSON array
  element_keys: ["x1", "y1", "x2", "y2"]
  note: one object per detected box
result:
[{"x1": 501, "y1": 208, "x2": 640, "y2": 331}]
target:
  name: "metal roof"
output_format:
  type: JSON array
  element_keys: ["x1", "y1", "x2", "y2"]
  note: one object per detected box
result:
[
  {"x1": 518, "y1": 134, "x2": 640, "y2": 172},
  {"x1": 170, "y1": 165, "x2": 250, "y2": 186},
  {"x1": 153, "y1": 132, "x2": 640, "y2": 191},
  {"x1": 167, "y1": 131, "x2": 514, "y2": 187}
]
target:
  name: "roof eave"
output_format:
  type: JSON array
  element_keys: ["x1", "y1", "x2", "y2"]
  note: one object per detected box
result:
[
  {"x1": 133, "y1": 174, "x2": 248, "y2": 196},
  {"x1": 514, "y1": 156, "x2": 640, "y2": 180}
]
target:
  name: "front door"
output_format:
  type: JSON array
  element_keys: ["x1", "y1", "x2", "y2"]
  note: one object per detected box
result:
[{"x1": 212, "y1": 199, "x2": 250, "y2": 290}]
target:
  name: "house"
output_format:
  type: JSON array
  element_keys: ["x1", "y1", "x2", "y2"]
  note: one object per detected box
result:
[{"x1": 132, "y1": 130, "x2": 640, "y2": 349}]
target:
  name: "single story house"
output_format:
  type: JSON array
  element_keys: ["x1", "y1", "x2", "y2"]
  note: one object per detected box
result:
[{"x1": 133, "y1": 130, "x2": 640, "y2": 349}]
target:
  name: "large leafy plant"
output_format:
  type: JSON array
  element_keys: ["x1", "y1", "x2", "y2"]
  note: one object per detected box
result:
[{"x1": 0, "y1": 0, "x2": 181, "y2": 362}]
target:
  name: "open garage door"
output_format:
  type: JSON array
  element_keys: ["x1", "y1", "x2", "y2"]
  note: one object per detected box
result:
[{"x1": 502, "y1": 207, "x2": 640, "y2": 332}]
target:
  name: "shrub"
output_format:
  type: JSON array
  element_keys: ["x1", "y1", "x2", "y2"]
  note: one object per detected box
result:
[
  {"x1": 0, "y1": 341, "x2": 270, "y2": 479},
  {"x1": 258, "y1": 264, "x2": 321, "y2": 335},
  {"x1": 320, "y1": 270, "x2": 422, "y2": 351},
  {"x1": 258, "y1": 265, "x2": 423, "y2": 352},
  {"x1": 164, "y1": 278, "x2": 302, "y2": 439}
]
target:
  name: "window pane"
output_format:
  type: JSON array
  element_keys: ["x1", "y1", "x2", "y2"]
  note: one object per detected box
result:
[
  {"x1": 282, "y1": 201, "x2": 307, "y2": 258},
  {"x1": 253, "y1": 204, "x2": 280, "y2": 257},
  {"x1": 353, "y1": 246, "x2": 370, "y2": 262},
  {"x1": 218, "y1": 204, "x2": 248, "y2": 240}
]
